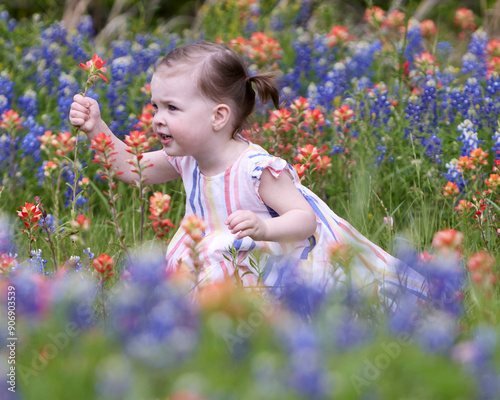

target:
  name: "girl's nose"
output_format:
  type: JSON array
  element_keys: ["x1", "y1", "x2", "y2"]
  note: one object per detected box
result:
[{"x1": 152, "y1": 111, "x2": 165, "y2": 126}]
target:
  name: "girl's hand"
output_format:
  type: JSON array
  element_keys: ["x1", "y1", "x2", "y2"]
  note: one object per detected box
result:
[
  {"x1": 225, "y1": 210, "x2": 268, "y2": 241},
  {"x1": 69, "y1": 94, "x2": 102, "y2": 135}
]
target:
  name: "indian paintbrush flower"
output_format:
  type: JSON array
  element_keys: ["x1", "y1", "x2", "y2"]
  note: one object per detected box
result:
[{"x1": 79, "y1": 53, "x2": 108, "y2": 86}]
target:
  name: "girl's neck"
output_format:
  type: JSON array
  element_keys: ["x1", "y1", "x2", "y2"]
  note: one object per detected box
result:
[{"x1": 196, "y1": 136, "x2": 249, "y2": 177}]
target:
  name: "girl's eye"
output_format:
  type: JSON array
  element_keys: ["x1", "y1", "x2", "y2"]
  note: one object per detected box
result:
[{"x1": 168, "y1": 105, "x2": 177, "y2": 111}]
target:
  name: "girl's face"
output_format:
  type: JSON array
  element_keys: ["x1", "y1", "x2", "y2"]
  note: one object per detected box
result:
[{"x1": 150, "y1": 66, "x2": 218, "y2": 159}]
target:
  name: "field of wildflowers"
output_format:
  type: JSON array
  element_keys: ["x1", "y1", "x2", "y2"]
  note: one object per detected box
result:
[{"x1": 1, "y1": 1, "x2": 500, "y2": 399}]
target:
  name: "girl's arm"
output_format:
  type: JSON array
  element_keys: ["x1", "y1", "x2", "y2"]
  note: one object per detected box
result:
[
  {"x1": 69, "y1": 94, "x2": 179, "y2": 185},
  {"x1": 225, "y1": 169, "x2": 317, "y2": 242}
]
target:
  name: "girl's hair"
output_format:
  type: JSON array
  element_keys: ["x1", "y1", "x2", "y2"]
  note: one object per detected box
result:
[{"x1": 155, "y1": 41, "x2": 281, "y2": 136}]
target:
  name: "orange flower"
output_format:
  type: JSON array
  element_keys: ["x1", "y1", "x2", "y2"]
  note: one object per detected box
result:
[
  {"x1": 303, "y1": 108, "x2": 325, "y2": 129},
  {"x1": 290, "y1": 97, "x2": 310, "y2": 113},
  {"x1": 79, "y1": 53, "x2": 108, "y2": 83},
  {"x1": 454, "y1": 8, "x2": 476, "y2": 31},
  {"x1": 181, "y1": 215, "x2": 207, "y2": 242},
  {"x1": 326, "y1": 26, "x2": 354, "y2": 47},
  {"x1": 455, "y1": 199, "x2": 473, "y2": 215},
  {"x1": 456, "y1": 156, "x2": 475, "y2": 172},
  {"x1": 414, "y1": 52, "x2": 438, "y2": 75},
  {"x1": 71, "y1": 214, "x2": 91, "y2": 231},
  {"x1": 125, "y1": 130, "x2": 151, "y2": 155},
  {"x1": 364, "y1": 6, "x2": 385, "y2": 26},
  {"x1": 0, "y1": 110, "x2": 22, "y2": 130},
  {"x1": 486, "y1": 39, "x2": 500, "y2": 57},
  {"x1": 431, "y1": 228, "x2": 463, "y2": 256},
  {"x1": 442, "y1": 181, "x2": 459, "y2": 197},
  {"x1": 92, "y1": 253, "x2": 114, "y2": 278},
  {"x1": 333, "y1": 105, "x2": 355, "y2": 125},
  {"x1": 53, "y1": 131, "x2": 77, "y2": 156},
  {"x1": 469, "y1": 147, "x2": 488, "y2": 165},
  {"x1": 487, "y1": 57, "x2": 500, "y2": 78},
  {"x1": 485, "y1": 173, "x2": 500, "y2": 189},
  {"x1": 420, "y1": 20, "x2": 438, "y2": 40},
  {"x1": 295, "y1": 144, "x2": 320, "y2": 166},
  {"x1": 134, "y1": 104, "x2": 155, "y2": 135},
  {"x1": 292, "y1": 163, "x2": 307, "y2": 178},
  {"x1": 43, "y1": 160, "x2": 58, "y2": 177},
  {"x1": 17, "y1": 202, "x2": 42, "y2": 229},
  {"x1": 467, "y1": 252, "x2": 498, "y2": 288},
  {"x1": 383, "y1": 10, "x2": 405, "y2": 29},
  {"x1": 313, "y1": 155, "x2": 332, "y2": 173}
]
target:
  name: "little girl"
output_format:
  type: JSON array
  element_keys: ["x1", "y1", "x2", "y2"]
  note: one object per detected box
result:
[{"x1": 70, "y1": 41, "x2": 427, "y2": 300}]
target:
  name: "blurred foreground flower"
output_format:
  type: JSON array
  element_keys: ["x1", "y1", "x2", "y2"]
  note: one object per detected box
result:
[{"x1": 148, "y1": 192, "x2": 176, "y2": 241}]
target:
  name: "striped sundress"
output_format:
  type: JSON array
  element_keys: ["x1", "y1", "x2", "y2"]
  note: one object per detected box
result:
[{"x1": 164, "y1": 142, "x2": 427, "y2": 300}]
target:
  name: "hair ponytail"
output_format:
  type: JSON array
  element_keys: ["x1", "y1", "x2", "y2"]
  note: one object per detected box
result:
[{"x1": 248, "y1": 72, "x2": 281, "y2": 110}]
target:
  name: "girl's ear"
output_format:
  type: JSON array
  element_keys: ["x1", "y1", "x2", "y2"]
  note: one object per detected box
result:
[{"x1": 212, "y1": 104, "x2": 231, "y2": 132}]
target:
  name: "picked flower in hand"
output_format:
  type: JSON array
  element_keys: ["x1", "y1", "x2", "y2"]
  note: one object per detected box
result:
[{"x1": 79, "y1": 53, "x2": 108, "y2": 87}]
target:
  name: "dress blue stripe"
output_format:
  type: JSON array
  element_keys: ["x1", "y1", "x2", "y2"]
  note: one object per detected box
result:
[
  {"x1": 300, "y1": 189, "x2": 338, "y2": 242},
  {"x1": 189, "y1": 163, "x2": 198, "y2": 215}
]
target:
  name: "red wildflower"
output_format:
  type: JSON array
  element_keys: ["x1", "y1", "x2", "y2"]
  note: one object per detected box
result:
[
  {"x1": 454, "y1": 8, "x2": 476, "y2": 31},
  {"x1": 92, "y1": 253, "x2": 114, "y2": 278},
  {"x1": 181, "y1": 215, "x2": 207, "y2": 242},
  {"x1": 0, "y1": 110, "x2": 22, "y2": 130},
  {"x1": 71, "y1": 214, "x2": 91, "y2": 231},
  {"x1": 17, "y1": 202, "x2": 42, "y2": 229},
  {"x1": 431, "y1": 228, "x2": 464, "y2": 257},
  {"x1": 79, "y1": 53, "x2": 108, "y2": 84},
  {"x1": 420, "y1": 20, "x2": 438, "y2": 40},
  {"x1": 326, "y1": 26, "x2": 354, "y2": 47},
  {"x1": 383, "y1": 10, "x2": 405, "y2": 29},
  {"x1": 443, "y1": 181, "x2": 459, "y2": 197}
]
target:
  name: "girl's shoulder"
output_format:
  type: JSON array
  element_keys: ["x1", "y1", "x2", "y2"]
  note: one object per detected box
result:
[{"x1": 243, "y1": 142, "x2": 298, "y2": 184}]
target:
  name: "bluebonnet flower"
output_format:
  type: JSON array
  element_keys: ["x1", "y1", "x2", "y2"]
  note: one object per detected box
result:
[
  {"x1": 0, "y1": 215, "x2": 16, "y2": 254},
  {"x1": 77, "y1": 15, "x2": 94, "y2": 37},
  {"x1": 57, "y1": 72, "x2": 80, "y2": 126},
  {"x1": 444, "y1": 158, "x2": 466, "y2": 191},
  {"x1": 309, "y1": 63, "x2": 348, "y2": 112},
  {"x1": 415, "y1": 311, "x2": 458, "y2": 353},
  {"x1": 0, "y1": 10, "x2": 9, "y2": 21},
  {"x1": 346, "y1": 40, "x2": 382, "y2": 80},
  {"x1": 83, "y1": 247, "x2": 95, "y2": 260},
  {"x1": 293, "y1": 0, "x2": 312, "y2": 28},
  {"x1": 67, "y1": 33, "x2": 89, "y2": 63},
  {"x1": 17, "y1": 89, "x2": 38, "y2": 117},
  {"x1": 21, "y1": 116, "x2": 43, "y2": 162},
  {"x1": 418, "y1": 255, "x2": 465, "y2": 317},
  {"x1": 50, "y1": 273, "x2": 97, "y2": 330},
  {"x1": 457, "y1": 119, "x2": 481, "y2": 156},
  {"x1": 286, "y1": 31, "x2": 314, "y2": 94},
  {"x1": 109, "y1": 250, "x2": 199, "y2": 368},
  {"x1": 437, "y1": 41, "x2": 453, "y2": 62},
  {"x1": 274, "y1": 319, "x2": 331, "y2": 399},
  {"x1": 404, "y1": 79, "x2": 443, "y2": 163},
  {"x1": 26, "y1": 249, "x2": 48, "y2": 274},
  {"x1": 374, "y1": 144, "x2": 386, "y2": 167},
  {"x1": 39, "y1": 213, "x2": 57, "y2": 233},
  {"x1": 452, "y1": 327, "x2": 500, "y2": 400},
  {"x1": 491, "y1": 123, "x2": 500, "y2": 159},
  {"x1": 0, "y1": 71, "x2": 14, "y2": 114},
  {"x1": 7, "y1": 18, "x2": 16, "y2": 32},
  {"x1": 270, "y1": 259, "x2": 325, "y2": 320},
  {"x1": 403, "y1": 27, "x2": 424, "y2": 67},
  {"x1": 461, "y1": 28, "x2": 488, "y2": 81}
]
